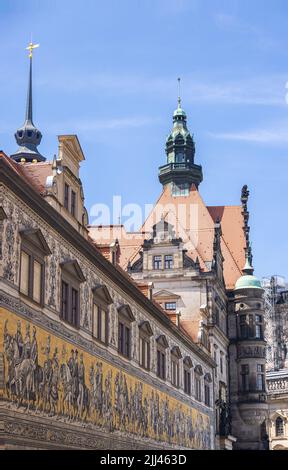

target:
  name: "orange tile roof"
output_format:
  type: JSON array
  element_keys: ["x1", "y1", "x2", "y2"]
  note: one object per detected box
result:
[
  {"x1": 0, "y1": 152, "x2": 53, "y2": 195},
  {"x1": 90, "y1": 184, "x2": 246, "y2": 290}
]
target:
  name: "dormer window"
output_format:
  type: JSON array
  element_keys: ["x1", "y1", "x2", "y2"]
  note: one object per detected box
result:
[
  {"x1": 60, "y1": 260, "x2": 85, "y2": 328},
  {"x1": 19, "y1": 228, "x2": 51, "y2": 306},
  {"x1": 164, "y1": 255, "x2": 173, "y2": 270},
  {"x1": 153, "y1": 255, "x2": 162, "y2": 270},
  {"x1": 165, "y1": 302, "x2": 176, "y2": 312}
]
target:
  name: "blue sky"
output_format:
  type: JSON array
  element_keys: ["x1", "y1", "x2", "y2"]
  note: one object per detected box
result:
[{"x1": 1, "y1": 0, "x2": 288, "y2": 280}]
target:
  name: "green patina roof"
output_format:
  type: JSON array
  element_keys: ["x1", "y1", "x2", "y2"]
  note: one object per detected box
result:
[
  {"x1": 234, "y1": 274, "x2": 263, "y2": 290},
  {"x1": 173, "y1": 107, "x2": 187, "y2": 118}
]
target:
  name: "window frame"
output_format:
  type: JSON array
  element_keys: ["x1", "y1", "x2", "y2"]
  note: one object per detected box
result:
[
  {"x1": 19, "y1": 229, "x2": 50, "y2": 307},
  {"x1": 92, "y1": 303, "x2": 108, "y2": 345},
  {"x1": 138, "y1": 321, "x2": 153, "y2": 371},
  {"x1": 156, "y1": 335, "x2": 168, "y2": 381},
  {"x1": 60, "y1": 260, "x2": 85, "y2": 329},
  {"x1": 117, "y1": 305, "x2": 135, "y2": 360},
  {"x1": 165, "y1": 302, "x2": 177, "y2": 311},
  {"x1": 64, "y1": 182, "x2": 69, "y2": 210},
  {"x1": 71, "y1": 190, "x2": 76, "y2": 217},
  {"x1": 164, "y1": 254, "x2": 174, "y2": 270},
  {"x1": 153, "y1": 255, "x2": 162, "y2": 270},
  {"x1": 194, "y1": 365, "x2": 203, "y2": 402},
  {"x1": 19, "y1": 246, "x2": 45, "y2": 306},
  {"x1": 183, "y1": 357, "x2": 193, "y2": 396},
  {"x1": 60, "y1": 272, "x2": 80, "y2": 328},
  {"x1": 276, "y1": 417, "x2": 284, "y2": 437},
  {"x1": 256, "y1": 364, "x2": 265, "y2": 391},
  {"x1": 241, "y1": 364, "x2": 250, "y2": 392}
]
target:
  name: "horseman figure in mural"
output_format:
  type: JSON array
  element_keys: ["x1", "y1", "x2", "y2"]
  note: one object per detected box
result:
[
  {"x1": 2, "y1": 320, "x2": 210, "y2": 448},
  {"x1": 4, "y1": 321, "x2": 35, "y2": 411}
]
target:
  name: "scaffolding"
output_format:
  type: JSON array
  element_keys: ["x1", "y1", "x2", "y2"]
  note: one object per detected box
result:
[{"x1": 262, "y1": 276, "x2": 287, "y2": 371}]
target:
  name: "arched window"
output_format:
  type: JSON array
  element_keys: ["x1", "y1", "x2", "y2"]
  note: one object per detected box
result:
[{"x1": 276, "y1": 417, "x2": 284, "y2": 436}]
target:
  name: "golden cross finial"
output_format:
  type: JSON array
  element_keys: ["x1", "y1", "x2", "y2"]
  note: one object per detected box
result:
[{"x1": 26, "y1": 41, "x2": 39, "y2": 59}]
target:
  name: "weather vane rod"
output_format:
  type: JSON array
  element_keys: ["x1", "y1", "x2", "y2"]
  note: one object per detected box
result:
[{"x1": 177, "y1": 77, "x2": 181, "y2": 108}]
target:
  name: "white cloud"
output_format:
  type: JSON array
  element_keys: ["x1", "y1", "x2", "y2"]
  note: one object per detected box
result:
[
  {"x1": 208, "y1": 122, "x2": 288, "y2": 144},
  {"x1": 44, "y1": 115, "x2": 161, "y2": 136},
  {"x1": 37, "y1": 72, "x2": 287, "y2": 107}
]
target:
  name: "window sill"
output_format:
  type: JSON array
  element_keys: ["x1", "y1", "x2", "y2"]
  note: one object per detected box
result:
[
  {"x1": 19, "y1": 292, "x2": 43, "y2": 309},
  {"x1": 92, "y1": 335, "x2": 108, "y2": 347}
]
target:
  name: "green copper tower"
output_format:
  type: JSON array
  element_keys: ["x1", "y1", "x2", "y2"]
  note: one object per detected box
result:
[{"x1": 159, "y1": 79, "x2": 203, "y2": 191}]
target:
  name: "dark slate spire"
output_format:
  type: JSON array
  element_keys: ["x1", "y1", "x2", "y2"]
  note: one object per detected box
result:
[
  {"x1": 159, "y1": 78, "x2": 203, "y2": 190},
  {"x1": 11, "y1": 42, "x2": 45, "y2": 163}
]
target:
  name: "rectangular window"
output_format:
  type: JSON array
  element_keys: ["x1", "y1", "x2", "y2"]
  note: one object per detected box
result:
[
  {"x1": 71, "y1": 190, "x2": 76, "y2": 217},
  {"x1": 101, "y1": 309, "x2": 106, "y2": 343},
  {"x1": 164, "y1": 255, "x2": 174, "y2": 270},
  {"x1": 61, "y1": 281, "x2": 79, "y2": 328},
  {"x1": 241, "y1": 364, "x2": 249, "y2": 392},
  {"x1": 92, "y1": 304, "x2": 99, "y2": 338},
  {"x1": 171, "y1": 360, "x2": 179, "y2": 387},
  {"x1": 20, "y1": 251, "x2": 30, "y2": 296},
  {"x1": 240, "y1": 315, "x2": 248, "y2": 338},
  {"x1": 71, "y1": 288, "x2": 79, "y2": 327},
  {"x1": 20, "y1": 249, "x2": 43, "y2": 304},
  {"x1": 118, "y1": 322, "x2": 124, "y2": 354},
  {"x1": 153, "y1": 255, "x2": 162, "y2": 270},
  {"x1": 256, "y1": 364, "x2": 265, "y2": 391},
  {"x1": 195, "y1": 376, "x2": 202, "y2": 401},
  {"x1": 92, "y1": 304, "x2": 107, "y2": 344},
  {"x1": 184, "y1": 369, "x2": 191, "y2": 395},
  {"x1": 125, "y1": 326, "x2": 130, "y2": 357},
  {"x1": 255, "y1": 315, "x2": 263, "y2": 339},
  {"x1": 204, "y1": 384, "x2": 210, "y2": 407},
  {"x1": 118, "y1": 321, "x2": 130, "y2": 358},
  {"x1": 61, "y1": 280, "x2": 69, "y2": 322},
  {"x1": 140, "y1": 336, "x2": 150, "y2": 370},
  {"x1": 64, "y1": 183, "x2": 69, "y2": 210},
  {"x1": 165, "y1": 302, "x2": 176, "y2": 311},
  {"x1": 248, "y1": 314, "x2": 254, "y2": 338},
  {"x1": 33, "y1": 260, "x2": 42, "y2": 304},
  {"x1": 157, "y1": 349, "x2": 166, "y2": 380}
]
